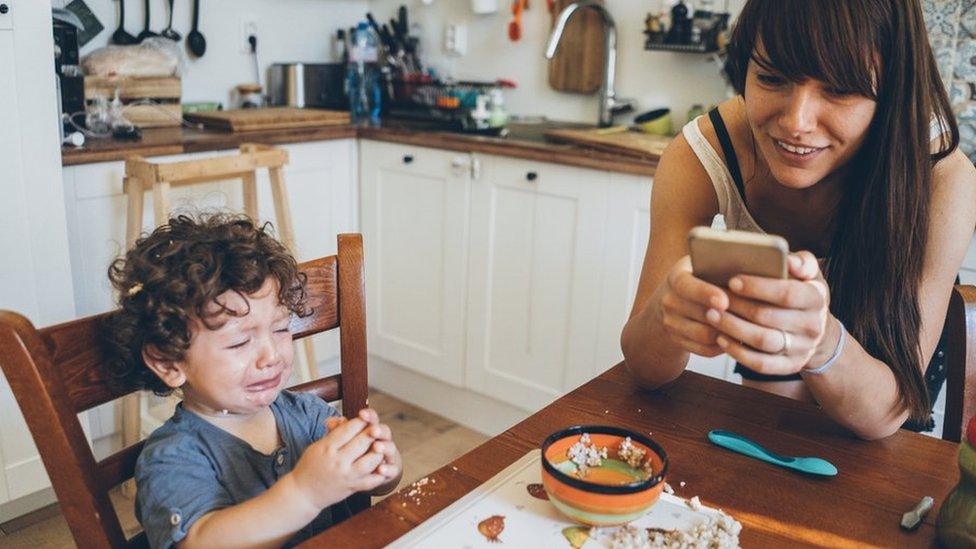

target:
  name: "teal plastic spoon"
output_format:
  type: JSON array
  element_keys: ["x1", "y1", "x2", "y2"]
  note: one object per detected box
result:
[{"x1": 707, "y1": 430, "x2": 838, "y2": 477}]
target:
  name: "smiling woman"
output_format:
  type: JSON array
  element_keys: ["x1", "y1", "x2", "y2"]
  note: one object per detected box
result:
[{"x1": 620, "y1": 0, "x2": 976, "y2": 440}]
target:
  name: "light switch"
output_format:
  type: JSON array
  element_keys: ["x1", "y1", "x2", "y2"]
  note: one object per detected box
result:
[{"x1": 444, "y1": 23, "x2": 468, "y2": 56}]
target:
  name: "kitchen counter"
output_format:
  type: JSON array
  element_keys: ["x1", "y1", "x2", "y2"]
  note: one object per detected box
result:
[{"x1": 61, "y1": 121, "x2": 663, "y2": 176}]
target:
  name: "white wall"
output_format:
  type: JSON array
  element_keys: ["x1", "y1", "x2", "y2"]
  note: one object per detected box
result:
[
  {"x1": 56, "y1": 0, "x2": 370, "y2": 106},
  {"x1": 367, "y1": 0, "x2": 745, "y2": 125}
]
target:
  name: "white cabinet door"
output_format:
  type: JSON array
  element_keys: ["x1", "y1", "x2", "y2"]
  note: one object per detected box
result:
[
  {"x1": 360, "y1": 140, "x2": 471, "y2": 386},
  {"x1": 594, "y1": 173, "x2": 652, "y2": 374},
  {"x1": 465, "y1": 154, "x2": 608, "y2": 411},
  {"x1": 253, "y1": 139, "x2": 359, "y2": 376},
  {"x1": 595, "y1": 173, "x2": 732, "y2": 382}
]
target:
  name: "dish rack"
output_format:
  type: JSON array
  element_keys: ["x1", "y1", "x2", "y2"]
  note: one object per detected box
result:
[{"x1": 384, "y1": 76, "x2": 508, "y2": 134}]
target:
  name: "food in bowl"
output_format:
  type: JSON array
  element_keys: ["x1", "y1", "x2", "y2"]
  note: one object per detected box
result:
[{"x1": 542, "y1": 426, "x2": 668, "y2": 526}]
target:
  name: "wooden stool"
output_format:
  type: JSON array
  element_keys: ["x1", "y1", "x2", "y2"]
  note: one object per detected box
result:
[{"x1": 120, "y1": 144, "x2": 318, "y2": 487}]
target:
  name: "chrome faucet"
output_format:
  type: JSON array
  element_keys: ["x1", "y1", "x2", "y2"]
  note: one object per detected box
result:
[{"x1": 545, "y1": 1, "x2": 635, "y2": 127}]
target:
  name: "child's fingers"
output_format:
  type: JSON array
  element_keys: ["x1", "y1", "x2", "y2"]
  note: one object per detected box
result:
[
  {"x1": 338, "y1": 429, "x2": 378, "y2": 460},
  {"x1": 374, "y1": 463, "x2": 399, "y2": 477},
  {"x1": 351, "y1": 472, "x2": 387, "y2": 493},
  {"x1": 322, "y1": 417, "x2": 368, "y2": 448},
  {"x1": 371, "y1": 439, "x2": 398, "y2": 458},
  {"x1": 368, "y1": 423, "x2": 392, "y2": 441},
  {"x1": 351, "y1": 450, "x2": 385, "y2": 477},
  {"x1": 357, "y1": 408, "x2": 379, "y2": 424},
  {"x1": 325, "y1": 416, "x2": 348, "y2": 431}
]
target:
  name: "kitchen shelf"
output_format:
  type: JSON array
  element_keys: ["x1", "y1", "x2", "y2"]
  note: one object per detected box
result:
[{"x1": 643, "y1": 40, "x2": 719, "y2": 54}]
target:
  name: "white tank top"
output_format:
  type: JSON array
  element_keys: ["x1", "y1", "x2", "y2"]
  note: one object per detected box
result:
[{"x1": 681, "y1": 115, "x2": 765, "y2": 234}]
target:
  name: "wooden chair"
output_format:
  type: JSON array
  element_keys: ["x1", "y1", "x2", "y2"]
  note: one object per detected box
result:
[
  {"x1": 122, "y1": 143, "x2": 318, "y2": 480},
  {"x1": 0, "y1": 234, "x2": 369, "y2": 548},
  {"x1": 943, "y1": 284, "x2": 976, "y2": 442}
]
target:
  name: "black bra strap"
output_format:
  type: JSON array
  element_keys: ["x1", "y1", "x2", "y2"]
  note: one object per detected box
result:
[{"x1": 708, "y1": 108, "x2": 747, "y2": 203}]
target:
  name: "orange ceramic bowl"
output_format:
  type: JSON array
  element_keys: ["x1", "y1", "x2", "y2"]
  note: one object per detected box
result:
[{"x1": 541, "y1": 425, "x2": 668, "y2": 526}]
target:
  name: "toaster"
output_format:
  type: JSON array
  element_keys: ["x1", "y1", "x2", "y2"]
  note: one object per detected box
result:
[{"x1": 268, "y1": 63, "x2": 348, "y2": 109}]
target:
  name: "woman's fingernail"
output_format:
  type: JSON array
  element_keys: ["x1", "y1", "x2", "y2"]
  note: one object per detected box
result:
[
  {"x1": 729, "y1": 278, "x2": 743, "y2": 292},
  {"x1": 789, "y1": 256, "x2": 801, "y2": 269},
  {"x1": 710, "y1": 295, "x2": 723, "y2": 308},
  {"x1": 716, "y1": 336, "x2": 729, "y2": 348},
  {"x1": 706, "y1": 309, "x2": 721, "y2": 324}
]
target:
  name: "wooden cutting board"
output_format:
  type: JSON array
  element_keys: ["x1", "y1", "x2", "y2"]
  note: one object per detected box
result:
[
  {"x1": 184, "y1": 107, "x2": 350, "y2": 132},
  {"x1": 547, "y1": 0, "x2": 607, "y2": 95},
  {"x1": 545, "y1": 127, "x2": 672, "y2": 159}
]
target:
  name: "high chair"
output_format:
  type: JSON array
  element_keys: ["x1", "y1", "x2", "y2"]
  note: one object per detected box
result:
[
  {"x1": 0, "y1": 235, "x2": 370, "y2": 547},
  {"x1": 121, "y1": 144, "x2": 318, "y2": 482}
]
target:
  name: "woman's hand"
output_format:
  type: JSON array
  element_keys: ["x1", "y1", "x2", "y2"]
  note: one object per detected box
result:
[
  {"x1": 659, "y1": 256, "x2": 732, "y2": 357},
  {"x1": 705, "y1": 251, "x2": 835, "y2": 375}
]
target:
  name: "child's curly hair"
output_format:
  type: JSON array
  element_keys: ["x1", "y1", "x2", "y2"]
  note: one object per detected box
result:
[{"x1": 103, "y1": 213, "x2": 309, "y2": 395}]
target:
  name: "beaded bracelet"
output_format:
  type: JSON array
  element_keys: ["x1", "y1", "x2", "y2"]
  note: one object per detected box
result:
[{"x1": 801, "y1": 319, "x2": 847, "y2": 376}]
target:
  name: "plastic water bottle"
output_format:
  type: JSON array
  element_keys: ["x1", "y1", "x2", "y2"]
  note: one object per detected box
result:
[{"x1": 347, "y1": 22, "x2": 381, "y2": 126}]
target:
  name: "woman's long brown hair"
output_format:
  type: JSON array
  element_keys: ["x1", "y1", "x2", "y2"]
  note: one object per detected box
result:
[{"x1": 724, "y1": 0, "x2": 959, "y2": 424}]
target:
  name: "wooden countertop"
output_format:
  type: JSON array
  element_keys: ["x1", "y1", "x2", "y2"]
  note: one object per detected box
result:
[{"x1": 61, "y1": 122, "x2": 662, "y2": 177}]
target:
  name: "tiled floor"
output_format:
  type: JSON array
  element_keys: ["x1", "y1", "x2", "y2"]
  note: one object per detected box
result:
[{"x1": 0, "y1": 390, "x2": 487, "y2": 548}]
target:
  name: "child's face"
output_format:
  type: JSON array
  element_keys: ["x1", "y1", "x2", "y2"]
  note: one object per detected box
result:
[{"x1": 160, "y1": 277, "x2": 295, "y2": 415}]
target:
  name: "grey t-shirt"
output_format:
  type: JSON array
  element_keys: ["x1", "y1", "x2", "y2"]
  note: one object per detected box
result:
[{"x1": 135, "y1": 390, "x2": 342, "y2": 548}]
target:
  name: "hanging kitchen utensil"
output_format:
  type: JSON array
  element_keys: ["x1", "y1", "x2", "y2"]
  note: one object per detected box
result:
[
  {"x1": 111, "y1": 0, "x2": 138, "y2": 45},
  {"x1": 137, "y1": 0, "x2": 157, "y2": 42},
  {"x1": 508, "y1": 0, "x2": 524, "y2": 41},
  {"x1": 187, "y1": 0, "x2": 207, "y2": 57},
  {"x1": 160, "y1": 0, "x2": 180, "y2": 41}
]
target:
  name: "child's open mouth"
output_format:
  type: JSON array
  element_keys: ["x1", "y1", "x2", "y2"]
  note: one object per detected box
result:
[{"x1": 247, "y1": 372, "x2": 282, "y2": 392}]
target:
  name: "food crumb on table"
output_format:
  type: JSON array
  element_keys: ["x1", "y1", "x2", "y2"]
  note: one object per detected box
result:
[
  {"x1": 687, "y1": 496, "x2": 702, "y2": 511},
  {"x1": 663, "y1": 482, "x2": 675, "y2": 495},
  {"x1": 679, "y1": 481, "x2": 686, "y2": 488}
]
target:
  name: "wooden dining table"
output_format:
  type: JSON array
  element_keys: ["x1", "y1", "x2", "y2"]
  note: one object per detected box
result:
[{"x1": 299, "y1": 364, "x2": 961, "y2": 547}]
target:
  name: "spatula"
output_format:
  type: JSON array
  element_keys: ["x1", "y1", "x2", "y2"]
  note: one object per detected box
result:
[{"x1": 707, "y1": 429, "x2": 838, "y2": 476}]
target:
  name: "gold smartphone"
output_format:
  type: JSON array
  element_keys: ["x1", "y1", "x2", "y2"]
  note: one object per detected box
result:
[{"x1": 688, "y1": 227, "x2": 789, "y2": 287}]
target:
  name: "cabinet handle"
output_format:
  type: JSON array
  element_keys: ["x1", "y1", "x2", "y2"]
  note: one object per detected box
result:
[
  {"x1": 526, "y1": 171, "x2": 538, "y2": 182},
  {"x1": 0, "y1": 4, "x2": 9, "y2": 14},
  {"x1": 403, "y1": 155, "x2": 414, "y2": 164}
]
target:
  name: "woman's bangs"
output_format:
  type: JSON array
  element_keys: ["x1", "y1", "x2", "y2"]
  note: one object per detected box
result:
[{"x1": 752, "y1": 1, "x2": 879, "y2": 99}]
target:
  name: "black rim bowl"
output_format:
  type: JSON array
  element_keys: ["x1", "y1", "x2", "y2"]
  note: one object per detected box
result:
[
  {"x1": 634, "y1": 108, "x2": 671, "y2": 124},
  {"x1": 541, "y1": 425, "x2": 669, "y2": 495}
]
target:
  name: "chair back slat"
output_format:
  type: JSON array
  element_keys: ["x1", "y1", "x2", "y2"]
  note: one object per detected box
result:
[
  {"x1": 97, "y1": 441, "x2": 146, "y2": 493},
  {"x1": 945, "y1": 285, "x2": 976, "y2": 442},
  {"x1": 291, "y1": 256, "x2": 340, "y2": 338},
  {"x1": 42, "y1": 314, "x2": 141, "y2": 413},
  {"x1": 289, "y1": 374, "x2": 342, "y2": 403},
  {"x1": 0, "y1": 234, "x2": 367, "y2": 547}
]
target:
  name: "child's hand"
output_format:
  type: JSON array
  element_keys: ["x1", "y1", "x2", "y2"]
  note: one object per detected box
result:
[
  {"x1": 354, "y1": 408, "x2": 403, "y2": 491},
  {"x1": 289, "y1": 416, "x2": 386, "y2": 512}
]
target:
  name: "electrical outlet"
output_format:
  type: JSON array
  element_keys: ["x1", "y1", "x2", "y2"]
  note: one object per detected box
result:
[
  {"x1": 239, "y1": 15, "x2": 258, "y2": 54},
  {"x1": 444, "y1": 23, "x2": 468, "y2": 56}
]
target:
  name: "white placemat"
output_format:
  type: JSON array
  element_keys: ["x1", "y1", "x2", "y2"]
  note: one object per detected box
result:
[{"x1": 389, "y1": 449, "x2": 731, "y2": 548}]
